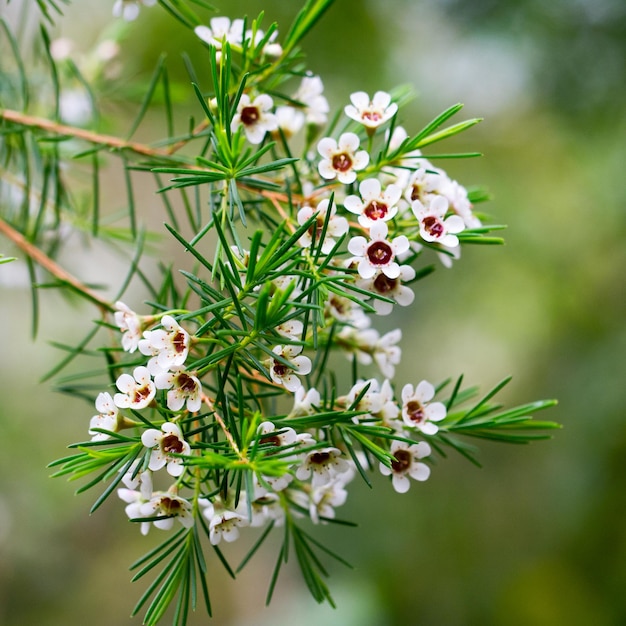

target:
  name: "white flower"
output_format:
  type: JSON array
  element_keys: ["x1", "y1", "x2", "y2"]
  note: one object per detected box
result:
[
  {"x1": 275, "y1": 106, "x2": 305, "y2": 138},
  {"x1": 337, "y1": 326, "x2": 380, "y2": 367},
  {"x1": 344, "y1": 91, "x2": 397, "y2": 130},
  {"x1": 379, "y1": 440, "x2": 431, "y2": 493},
  {"x1": 138, "y1": 315, "x2": 190, "y2": 371},
  {"x1": 269, "y1": 345, "x2": 312, "y2": 392},
  {"x1": 401, "y1": 381, "x2": 446, "y2": 435},
  {"x1": 297, "y1": 198, "x2": 349, "y2": 254},
  {"x1": 139, "y1": 492, "x2": 195, "y2": 532},
  {"x1": 276, "y1": 319, "x2": 303, "y2": 341},
  {"x1": 357, "y1": 265, "x2": 416, "y2": 315},
  {"x1": 114, "y1": 301, "x2": 144, "y2": 353},
  {"x1": 112, "y1": 0, "x2": 156, "y2": 21},
  {"x1": 231, "y1": 93, "x2": 278, "y2": 145},
  {"x1": 325, "y1": 292, "x2": 369, "y2": 327},
  {"x1": 113, "y1": 366, "x2": 156, "y2": 410},
  {"x1": 248, "y1": 493, "x2": 286, "y2": 527},
  {"x1": 141, "y1": 422, "x2": 191, "y2": 477},
  {"x1": 296, "y1": 447, "x2": 350, "y2": 487},
  {"x1": 344, "y1": 178, "x2": 401, "y2": 228},
  {"x1": 374, "y1": 328, "x2": 402, "y2": 378},
  {"x1": 289, "y1": 386, "x2": 321, "y2": 417},
  {"x1": 403, "y1": 166, "x2": 443, "y2": 205},
  {"x1": 202, "y1": 500, "x2": 249, "y2": 545},
  {"x1": 439, "y1": 177, "x2": 481, "y2": 228},
  {"x1": 317, "y1": 133, "x2": 369, "y2": 184},
  {"x1": 342, "y1": 379, "x2": 384, "y2": 420},
  {"x1": 374, "y1": 379, "x2": 402, "y2": 427},
  {"x1": 154, "y1": 367, "x2": 202, "y2": 413},
  {"x1": 118, "y1": 468, "x2": 153, "y2": 535},
  {"x1": 293, "y1": 75, "x2": 329, "y2": 125},
  {"x1": 194, "y1": 17, "x2": 244, "y2": 48},
  {"x1": 89, "y1": 392, "x2": 119, "y2": 441},
  {"x1": 309, "y1": 478, "x2": 349, "y2": 524},
  {"x1": 412, "y1": 195, "x2": 465, "y2": 248},
  {"x1": 347, "y1": 221, "x2": 409, "y2": 279}
]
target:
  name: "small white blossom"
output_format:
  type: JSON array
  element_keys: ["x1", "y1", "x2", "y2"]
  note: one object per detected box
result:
[
  {"x1": 347, "y1": 221, "x2": 409, "y2": 279},
  {"x1": 139, "y1": 492, "x2": 195, "y2": 532},
  {"x1": 374, "y1": 328, "x2": 402, "y2": 378},
  {"x1": 357, "y1": 265, "x2": 416, "y2": 315},
  {"x1": 138, "y1": 315, "x2": 190, "y2": 371},
  {"x1": 141, "y1": 422, "x2": 191, "y2": 477},
  {"x1": 380, "y1": 439, "x2": 431, "y2": 493},
  {"x1": 231, "y1": 93, "x2": 278, "y2": 145},
  {"x1": 112, "y1": 0, "x2": 156, "y2": 21},
  {"x1": 276, "y1": 319, "x2": 303, "y2": 341},
  {"x1": 309, "y1": 478, "x2": 349, "y2": 524},
  {"x1": 269, "y1": 345, "x2": 312, "y2": 392},
  {"x1": 297, "y1": 198, "x2": 349, "y2": 254},
  {"x1": 344, "y1": 90, "x2": 397, "y2": 130},
  {"x1": 114, "y1": 301, "x2": 144, "y2": 353},
  {"x1": 194, "y1": 17, "x2": 245, "y2": 48},
  {"x1": 337, "y1": 326, "x2": 380, "y2": 367},
  {"x1": 202, "y1": 500, "x2": 249, "y2": 545},
  {"x1": 317, "y1": 132, "x2": 369, "y2": 184},
  {"x1": 412, "y1": 195, "x2": 465, "y2": 248},
  {"x1": 341, "y1": 378, "x2": 384, "y2": 421},
  {"x1": 344, "y1": 178, "x2": 401, "y2": 228},
  {"x1": 296, "y1": 447, "x2": 350, "y2": 487},
  {"x1": 275, "y1": 106, "x2": 305, "y2": 138},
  {"x1": 293, "y1": 75, "x2": 329, "y2": 125},
  {"x1": 401, "y1": 381, "x2": 446, "y2": 435},
  {"x1": 403, "y1": 166, "x2": 443, "y2": 205},
  {"x1": 89, "y1": 392, "x2": 119, "y2": 441},
  {"x1": 118, "y1": 469, "x2": 153, "y2": 535},
  {"x1": 154, "y1": 367, "x2": 202, "y2": 413},
  {"x1": 113, "y1": 366, "x2": 156, "y2": 410},
  {"x1": 289, "y1": 387, "x2": 321, "y2": 417}
]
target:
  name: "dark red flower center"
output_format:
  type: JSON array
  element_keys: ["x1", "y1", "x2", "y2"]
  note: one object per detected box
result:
[
  {"x1": 309, "y1": 451, "x2": 331, "y2": 466},
  {"x1": 362, "y1": 110, "x2": 382, "y2": 122},
  {"x1": 364, "y1": 200, "x2": 388, "y2": 221},
  {"x1": 178, "y1": 373, "x2": 196, "y2": 393},
  {"x1": 373, "y1": 273, "x2": 397, "y2": 294},
  {"x1": 241, "y1": 106, "x2": 260, "y2": 126},
  {"x1": 391, "y1": 449, "x2": 412, "y2": 473},
  {"x1": 273, "y1": 361, "x2": 291, "y2": 377},
  {"x1": 161, "y1": 497, "x2": 182, "y2": 515},
  {"x1": 132, "y1": 385, "x2": 152, "y2": 403},
  {"x1": 367, "y1": 241, "x2": 393, "y2": 266},
  {"x1": 162, "y1": 434, "x2": 184, "y2": 454},
  {"x1": 406, "y1": 400, "x2": 425, "y2": 424},
  {"x1": 173, "y1": 330, "x2": 187, "y2": 354},
  {"x1": 332, "y1": 152, "x2": 353, "y2": 172},
  {"x1": 422, "y1": 216, "x2": 444, "y2": 238}
]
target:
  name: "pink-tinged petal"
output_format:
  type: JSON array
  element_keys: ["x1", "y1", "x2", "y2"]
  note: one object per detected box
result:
[
  {"x1": 338, "y1": 132, "x2": 360, "y2": 152},
  {"x1": 359, "y1": 177, "x2": 381, "y2": 200},
  {"x1": 372, "y1": 91, "x2": 391, "y2": 109},
  {"x1": 382, "y1": 263, "x2": 400, "y2": 279},
  {"x1": 344, "y1": 195, "x2": 363, "y2": 215},
  {"x1": 426, "y1": 402, "x2": 446, "y2": 422},
  {"x1": 347, "y1": 236, "x2": 368, "y2": 255},
  {"x1": 349, "y1": 91, "x2": 370, "y2": 109},
  {"x1": 352, "y1": 150, "x2": 369, "y2": 170},
  {"x1": 318, "y1": 161, "x2": 337, "y2": 180},
  {"x1": 392, "y1": 235, "x2": 410, "y2": 255},
  {"x1": 317, "y1": 137, "x2": 338, "y2": 158},
  {"x1": 415, "y1": 380, "x2": 435, "y2": 402},
  {"x1": 337, "y1": 170, "x2": 357, "y2": 185},
  {"x1": 116, "y1": 373, "x2": 135, "y2": 393},
  {"x1": 141, "y1": 429, "x2": 162, "y2": 447},
  {"x1": 409, "y1": 462, "x2": 430, "y2": 481},
  {"x1": 392, "y1": 474, "x2": 410, "y2": 493}
]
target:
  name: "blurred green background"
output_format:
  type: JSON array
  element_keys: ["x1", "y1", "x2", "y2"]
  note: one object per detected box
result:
[{"x1": 1, "y1": 0, "x2": 625, "y2": 624}]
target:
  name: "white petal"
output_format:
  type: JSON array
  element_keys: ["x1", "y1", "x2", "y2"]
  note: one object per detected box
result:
[
  {"x1": 359, "y1": 177, "x2": 381, "y2": 200},
  {"x1": 392, "y1": 235, "x2": 410, "y2": 255},
  {"x1": 415, "y1": 380, "x2": 435, "y2": 402},
  {"x1": 318, "y1": 161, "x2": 337, "y2": 180},
  {"x1": 352, "y1": 150, "x2": 369, "y2": 170},
  {"x1": 337, "y1": 170, "x2": 357, "y2": 185},
  {"x1": 349, "y1": 91, "x2": 370, "y2": 109},
  {"x1": 392, "y1": 474, "x2": 410, "y2": 493},
  {"x1": 317, "y1": 137, "x2": 338, "y2": 159},
  {"x1": 141, "y1": 429, "x2": 162, "y2": 448},
  {"x1": 116, "y1": 373, "x2": 135, "y2": 393},
  {"x1": 426, "y1": 402, "x2": 446, "y2": 422},
  {"x1": 372, "y1": 91, "x2": 391, "y2": 109},
  {"x1": 343, "y1": 195, "x2": 363, "y2": 215},
  {"x1": 338, "y1": 132, "x2": 360, "y2": 152},
  {"x1": 409, "y1": 462, "x2": 430, "y2": 481},
  {"x1": 347, "y1": 236, "x2": 368, "y2": 256},
  {"x1": 194, "y1": 25, "x2": 213, "y2": 44}
]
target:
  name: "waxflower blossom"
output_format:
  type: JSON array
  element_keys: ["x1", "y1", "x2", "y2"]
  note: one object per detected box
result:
[
  {"x1": 347, "y1": 221, "x2": 410, "y2": 279},
  {"x1": 138, "y1": 315, "x2": 190, "y2": 371},
  {"x1": 401, "y1": 381, "x2": 446, "y2": 435},
  {"x1": 194, "y1": 17, "x2": 244, "y2": 48},
  {"x1": 412, "y1": 195, "x2": 465, "y2": 248},
  {"x1": 154, "y1": 367, "x2": 202, "y2": 413},
  {"x1": 88, "y1": 392, "x2": 119, "y2": 441},
  {"x1": 374, "y1": 328, "x2": 402, "y2": 378},
  {"x1": 269, "y1": 345, "x2": 312, "y2": 392},
  {"x1": 275, "y1": 106, "x2": 305, "y2": 138},
  {"x1": 403, "y1": 166, "x2": 443, "y2": 205},
  {"x1": 296, "y1": 447, "x2": 351, "y2": 487},
  {"x1": 317, "y1": 132, "x2": 369, "y2": 184},
  {"x1": 114, "y1": 301, "x2": 144, "y2": 353},
  {"x1": 113, "y1": 366, "x2": 156, "y2": 410},
  {"x1": 139, "y1": 492, "x2": 195, "y2": 532},
  {"x1": 344, "y1": 90, "x2": 398, "y2": 131},
  {"x1": 202, "y1": 500, "x2": 249, "y2": 545},
  {"x1": 379, "y1": 440, "x2": 431, "y2": 493},
  {"x1": 344, "y1": 178, "x2": 402, "y2": 228},
  {"x1": 293, "y1": 75, "x2": 329, "y2": 125},
  {"x1": 297, "y1": 198, "x2": 349, "y2": 254},
  {"x1": 231, "y1": 94, "x2": 278, "y2": 145},
  {"x1": 308, "y1": 478, "x2": 349, "y2": 524},
  {"x1": 289, "y1": 386, "x2": 321, "y2": 417},
  {"x1": 357, "y1": 265, "x2": 416, "y2": 315},
  {"x1": 112, "y1": 0, "x2": 155, "y2": 21},
  {"x1": 141, "y1": 422, "x2": 191, "y2": 477}
]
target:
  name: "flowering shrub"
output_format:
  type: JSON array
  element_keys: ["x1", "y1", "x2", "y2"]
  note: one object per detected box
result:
[{"x1": 0, "y1": 1, "x2": 559, "y2": 624}]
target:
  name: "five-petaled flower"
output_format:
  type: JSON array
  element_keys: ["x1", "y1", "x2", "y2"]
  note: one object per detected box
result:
[
  {"x1": 297, "y1": 198, "x2": 349, "y2": 254},
  {"x1": 231, "y1": 93, "x2": 278, "y2": 145},
  {"x1": 317, "y1": 132, "x2": 369, "y2": 184},
  {"x1": 344, "y1": 90, "x2": 398, "y2": 132},
  {"x1": 344, "y1": 178, "x2": 402, "y2": 228},
  {"x1": 141, "y1": 422, "x2": 191, "y2": 477},
  {"x1": 154, "y1": 367, "x2": 203, "y2": 413},
  {"x1": 412, "y1": 195, "x2": 465, "y2": 248},
  {"x1": 89, "y1": 392, "x2": 120, "y2": 441},
  {"x1": 114, "y1": 301, "x2": 145, "y2": 353},
  {"x1": 357, "y1": 265, "x2": 416, "y2": 315},
  {"x1": 194, "y1": 17, "x2": 245, "y2": 48},
  {"x1": 401, "y1": 381, "x2": 446, "y2": 434},
  {"x1": 269, "y1": 345, "x2": 312, "y2": 392},
  {"x1": 347, "y1": 221, "x2": 410, "y2": 279},
  {"x1": 113, "y1": 366, "x2": 156, "y2": 410},
  {"x1": 379, "y1": 439, "x2": 431, "y2": 493},
  {"x1": 139, "y1": 492, "x2": 195, "y2": 532},
  {"x1": 296, "y1": 447, "x2": 351, "y2": 487},
  {"x1": 138, "y1": 315, "x2": 190, "y2": 372},
  {"x1": 202, "y1": 500, "x2": 249, "y2": 545}
]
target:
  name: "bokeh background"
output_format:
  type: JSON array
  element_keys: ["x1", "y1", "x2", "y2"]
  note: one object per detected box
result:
[{"x1": 1, "y1": 0, "x2": 625, "y2": 624}]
